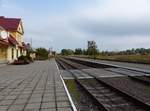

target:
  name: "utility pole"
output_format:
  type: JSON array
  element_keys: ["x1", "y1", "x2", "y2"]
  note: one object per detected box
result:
[
  {"x1": 49, "y1": 47, "x2": 53, "y2": 60},
  {"x1": 94, "y1": 45, "x2": 96, "y2": 60},
  {"x1": 30, "y1": 38, "x2": 32, "y2": 48},
  {"x1": 87, "y1": 41, "x2": 97, "y2": 60}
]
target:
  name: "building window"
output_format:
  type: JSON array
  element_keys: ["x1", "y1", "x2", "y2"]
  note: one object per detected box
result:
[
  {"x1": 20, "y1": 49, "x2": 22, "y2": 55},
  {"x1": 12, "y1": 48, "x2": 14, "y2": 59},
  {"x1": 1, "y1": 48, "x2": 4, "y2": 53},
  {"x1": 17, "y1": 49, "x2": 18, "y2": 58}
]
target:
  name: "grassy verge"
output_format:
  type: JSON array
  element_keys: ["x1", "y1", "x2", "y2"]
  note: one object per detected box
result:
[
  {"x1": 73, "y1": 54, "x2": 150, "y2": 64},
  {"x1": 64, "y1": 79, "x2": 100, "y2": 110},
  {"x1": 65, "y1": 80, "x2": 81, "y2": 103}
]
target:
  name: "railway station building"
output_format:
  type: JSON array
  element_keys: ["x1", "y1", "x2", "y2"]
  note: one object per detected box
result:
[{"x1": 0, "y1": 16, "x2": 26, "y2": 63}]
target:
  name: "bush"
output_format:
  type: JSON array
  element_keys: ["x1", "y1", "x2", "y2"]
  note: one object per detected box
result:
[
  {"x1": 13, "y1": 55, "x2": 33, "y2": 65},
  {"x1": 17, "y1": 55, "x2": 28, "y2": 64},
  {"x1": 13, "y1": 60, "x2": 29, "y2": 65},
  {"x1": 18, "y1": 55, "x2": 26, "y2": 60},
  {"x1": 26, "y1": 54, "x2": 33, "y2": 62}
]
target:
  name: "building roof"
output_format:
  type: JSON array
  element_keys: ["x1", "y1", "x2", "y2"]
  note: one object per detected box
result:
[
  {"x1": 0, "y1": 35, "x2": 19, "y2": 46},
  {"x1": 0, "y1": 16, "x2": 26, "y2": 48},
  {"x1": 0, "y1": 36, "x2": 27, "y2": 48},
  {"x1": 0, "y1": 39, "x2": 9, "y2": 46},
  {"x1": 8, "y1": 35, "x2": 18, "y2": 46},
  {"x1": 0, "y1": 16, "x2": 21, "y2": 31},
  {"x1": 18, "y1": 42, "x2": 27, "y2": 50}
]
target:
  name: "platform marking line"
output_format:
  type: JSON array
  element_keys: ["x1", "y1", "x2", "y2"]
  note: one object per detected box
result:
[{"x1": 54, "y1": 60, "x2": 77, "y2": 111}]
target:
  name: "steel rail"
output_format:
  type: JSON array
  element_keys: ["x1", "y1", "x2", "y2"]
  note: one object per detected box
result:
[
  {"x1": 57, "y1": 58, "x2": 108, "y2": 111},
  {"x1": 57, "y1": 58, "x2": 150, "y2": 110},
  {"x1": 67, "y1": 57, "x2": 150, "y2": 74}
]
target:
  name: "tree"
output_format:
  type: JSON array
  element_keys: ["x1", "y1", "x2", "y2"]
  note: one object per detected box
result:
[
  {"x1": 74, "y1": 48, "x2": 83, "y2": 55},
  {"x1": 36, "y1": 48, "x2": 49, "y2": 60},
  {"x1": 87, "y1": 41, "x2": 99, "y2": 56},
  {"x1": 82, "y1": 49, "x2": 88, "y2": 55},
  {"x1": 61, "y1": 49, "x2": 74, "y2": 55}
]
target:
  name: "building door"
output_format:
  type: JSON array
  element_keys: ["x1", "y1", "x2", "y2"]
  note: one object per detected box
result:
[{"x1": 0, "y1": 47, "x2": 7, "y2": 62}]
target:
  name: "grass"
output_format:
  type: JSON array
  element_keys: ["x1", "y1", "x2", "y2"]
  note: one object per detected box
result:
[
  {"x1": 65, "y1": 80, "x2": 81, "y2": 102},
  {"x1": 73, "y1": 54, "x2": 150, "y2": 64}
]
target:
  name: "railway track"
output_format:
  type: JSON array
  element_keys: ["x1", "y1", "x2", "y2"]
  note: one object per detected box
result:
[
  {"x1": 56, "y1": 58, "x2": 150, "y2": 111},
  {"x1": 63, "y1": 57, "x2": 150, "y2": 86},
  {"x1": 129, "y1": 75, "x2": 150, "y2": 84},
  {"x1": 56, "y1": 59, "x2": 99, "y2": 111},
  {"x1": 66, "y1": 57, "x2": 150, "y2": 74},
  {"x1": 103, "y1": 68, "x2": 150, "y2": 85}
]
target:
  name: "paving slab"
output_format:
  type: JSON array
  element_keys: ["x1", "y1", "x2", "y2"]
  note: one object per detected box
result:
[{"x1": 0, "y1": 59, "x2": 72, "y2": 111}]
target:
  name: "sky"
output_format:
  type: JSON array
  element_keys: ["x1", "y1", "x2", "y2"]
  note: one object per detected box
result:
[{"x1": 0, "y1": 0, "x2": 150, "y2": 52}]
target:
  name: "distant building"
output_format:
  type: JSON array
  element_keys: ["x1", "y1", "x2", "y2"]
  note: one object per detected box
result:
[
  {"x1": 0, "y1": 16, "x2": 26, "y2": 63},
  {"x1": 26, "y1": 43, "x2": 36, "y2": 60},
  {"x1": 48, "y1": 51, "x2": 56, "y2": 58}
]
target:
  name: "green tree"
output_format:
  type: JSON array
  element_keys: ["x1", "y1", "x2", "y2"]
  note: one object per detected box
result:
[
  {"x1": 36, "y1": 48, "x2": 49, "y2": 60},
  {"x1": 83, "y1": 49, "x2": 88, "y2": 55},
  {"x1": 61, "y1": 49, "x2": 74, "y2": 55},
  {"x1": 74, "y1": 48, "x2": 83, "y2": 55},
  {"x1": 87, "y1": 41, "x2": 99, "y2": 56}
]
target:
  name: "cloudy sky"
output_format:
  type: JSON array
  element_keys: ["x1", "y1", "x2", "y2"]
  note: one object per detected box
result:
[{"x1": 0, "y1": 0, "x2": 150, "y2": 51}]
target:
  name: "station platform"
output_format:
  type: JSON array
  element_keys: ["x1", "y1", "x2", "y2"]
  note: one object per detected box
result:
[
  {"x1": 68, "y1": 57, "x2": 150, "y2": 74},
  {"x1": 0, "y1": 59, "x2": 74, "y2": 111}
]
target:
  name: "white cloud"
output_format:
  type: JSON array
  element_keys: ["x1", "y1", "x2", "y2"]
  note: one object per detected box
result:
[
  {"x1": 102, "y1": 0, "x2": 150, "y2": 19},
  {"x1": 1, "y1": 0, "x2": 150, "y2": 51},
  {"x1": 79, "y1": 0, "x2": 150, "y2": 20},
  {"x1": 98, "y1": 35, "x2": 150, "y2": 51}
]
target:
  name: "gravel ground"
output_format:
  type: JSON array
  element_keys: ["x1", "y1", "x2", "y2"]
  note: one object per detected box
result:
[
  {"x1": 82, "y1": 68, "x2": 125, "y2": 78},
  {"x1": 65, "y1": 79, "x2": 99, "y2": 111},
  {"x1": 98, "y1": 76, "x2": 150, "y2": 106},
  {"x1": 78, "y1": 78, "x2": 146, "y2": 111},
  {"x1": 106, "y1": 68, "x2": 150, "y2": 76}
]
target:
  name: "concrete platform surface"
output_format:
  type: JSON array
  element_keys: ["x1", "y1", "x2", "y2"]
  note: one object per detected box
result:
[{"x1": 0, "y1": 60, "x2": 72, "y2": 111}]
